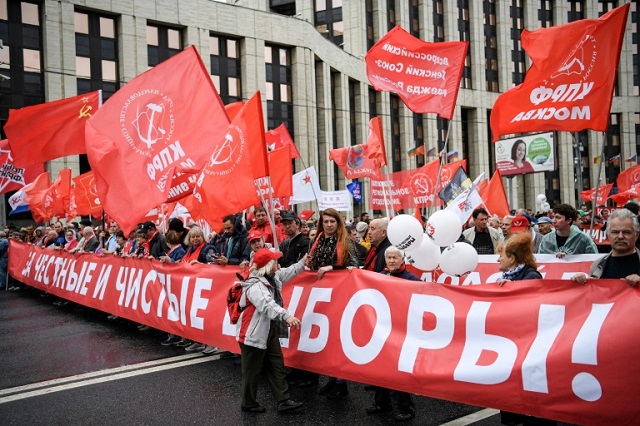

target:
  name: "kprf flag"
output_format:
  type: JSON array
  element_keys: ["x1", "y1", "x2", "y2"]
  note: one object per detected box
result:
[
  {"x1": 72, "y1": 171, "x2": 102, "y2": 217},
  {"x1": 329, "y1": 118, "x2": 387, "y2": 180},
  {"x1": 290, "y1": 166, "x2": 321, "y2": 205},
  {"x1": 617, "y1": 164, "x2": 640, "y2": 193},
  {"x1": 189, "y1": 91, "x2": 262, "y2": 228},
  {"x1": 267, "y1": 144, "x2": 293, "y2": 197},
  {"x1": 319, "y1": 190, "x2": 352, "y2": 212},
  {"x1": 4, "y1": 91, "x2": 101, "y2": 167},
  {"x1": 579, "y1": 183, "x2": 613, "y2": 206},
  {"x1": 479, "y1": 170, "x2": 510, "y2": 217},
  {"x1": 365, "y1": 26, "x2": 468, "y2": 120},
  {"x1": 85, "y1": 45, "x2": 230, "y2": 234},
  {"x1": 266, "y1": 124, "x2": 300, "y2": 159},
  {"x1": 402, "y1": 159, "x2": 467, "y2": 207},
  {"x1": 491, "y1": 4, "x2": 630, "y2": 141},
  {"x1": 609, "y1": 184, "x2": 640, "y2": 206},
  {"x1": 0, "y1": 139, "x2": 45, "y2": 195},
  {"x1": 346, "y1": 181, "x2": 363, "y2": 204}
]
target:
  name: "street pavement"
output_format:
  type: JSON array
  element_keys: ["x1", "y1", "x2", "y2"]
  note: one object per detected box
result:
[{"x1": 0, "y1": 287, "x2": 567, "y2": 426}]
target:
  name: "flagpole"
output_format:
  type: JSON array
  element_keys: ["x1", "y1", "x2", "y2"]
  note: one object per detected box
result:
[
  {"x1": 296, "y1": 155, "x2": 322, "y2": 217},
  {"x1": 431, "y1": 119, "x2": 454, "y2": 217},
  {"x1": 590, "y1": 132, "x2": 607, "y2": 231}
]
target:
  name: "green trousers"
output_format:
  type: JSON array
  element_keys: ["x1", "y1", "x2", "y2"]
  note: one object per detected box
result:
[{"x1": 239, "y1": 326, "x2": 290, "y2": 408}]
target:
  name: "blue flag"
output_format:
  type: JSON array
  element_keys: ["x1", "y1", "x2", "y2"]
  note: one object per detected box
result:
[{"x1": 346, "y1": 181, "x2": 363, "y2": 204}]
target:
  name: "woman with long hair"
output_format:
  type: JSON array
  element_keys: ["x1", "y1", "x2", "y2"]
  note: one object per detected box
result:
[
  {"x1": 510, "y1": 139, "x2": 534, "y2": 174},
  {"x1": 306, "y1": 208, "x2": 357, "y2": 399}
]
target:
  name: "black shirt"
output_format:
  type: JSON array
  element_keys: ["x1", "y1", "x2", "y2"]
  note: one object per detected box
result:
[
  {"x1": 601, "y1": 253, "x2": 640, "y2": 279},
  {"x1": 472, "y1": 230, "x2": 494, "y2": 255},
  {"x1": 555, "y1": 234, "x2": 569, "y2": 249}
]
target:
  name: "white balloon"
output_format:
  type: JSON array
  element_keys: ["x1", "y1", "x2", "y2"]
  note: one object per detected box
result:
[
  {"x1": 536, "y1": 193, "x2": 547, "y2": 205},
  {"x1": 387, "y1": 214, "x2": 424, "y2": 252},
  {"x1": 439, "y1": 243, "x2": 479, "y2": 277},
  {"x1": 425, "y1": 210, "x2": 462, "y2": 247},
  {"x1": 541, "y1": 202, "x2": 551, "y2": 212},
  {"x1": 404, "y1": 234, "x2": 441, "y2": 271}
]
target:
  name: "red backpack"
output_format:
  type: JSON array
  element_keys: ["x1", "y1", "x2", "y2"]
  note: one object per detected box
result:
[{"x1": 227, "y1": 274, "x2": 256, "y2": 324}]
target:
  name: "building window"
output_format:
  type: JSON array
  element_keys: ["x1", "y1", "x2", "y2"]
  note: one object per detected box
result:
[
  {"x1": 209, "y1": 34, "x2": 241, "y2": 104},
  {"x1": 484, "y1": 0, "x2": 499, "y2": 92},
  {"x1": 433, "y1": 0, "x2": 445, "y2": 42},
  {"x1": 366, "y1": 0, "x2": 375, "y2": 50},
  {"x1": 573, "y1": 130, "x2": 590, "y2": 203},
  {"x1": 315, "y1": 0, "x2": 343, "y2": 47},
  {"x1": 75, "y1": 11, "x2": 118, "y2": 100},
  {"x1": 265, "y1": 44, "x2": 293, "y2": 133},
  {"x1": 147, "y1": 23, "x2": 183, "y2": 68},
  {"x1": 599, "y1": 1, "x2": 619, "y2": 95},
  {"x1": 349, "y1": 79, "x2": 357, "y2": 146},
  {"x1": 437, "y1": 116, "x2": 449, "y2": 154},
  {"x1": 511, "y1": 0, "x2": 525, "y2": 86},
  {"x1": 461, "y1": 108, "x2": 471, "y2": 171},
  {"x1": 538, "y1": 0, "x2": 553, "y2": 28},
  {"x1": 413, "y1": 114, "x2": 425, "y2": 167},
  {"x1": 567, "y1": 0, "x2": 584, "y2": 22},
  {"x1": 369, "y1": 87, "x2": 378, "y2": 120},
  {"x1": 387, "y1": 0, "x2": 396, "y2": 30},
  {"x1": 409, "y1": 0, "x2": 421, "y2": 38},
  {"x1": 606, "y1": 114, "x2": 622, "y2": 184},
  {"x1": 458, "y1": 0, "x2": 472, "y2": 89},
  {"x1": 331, "y1": 71, "x2": 340, "y2": 189},
  {"x1": 390, "y1": 94, "x2": 401, "y2": 172}
]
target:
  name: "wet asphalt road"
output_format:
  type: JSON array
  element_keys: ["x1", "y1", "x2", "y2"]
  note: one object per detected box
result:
[{"x1": 0, "y1": 286, "x2": 535, "y2": 426}]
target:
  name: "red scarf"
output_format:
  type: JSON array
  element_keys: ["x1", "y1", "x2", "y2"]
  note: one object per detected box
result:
[{"x1": 181, "y1": 243, "x2": 204, "y2": 263}]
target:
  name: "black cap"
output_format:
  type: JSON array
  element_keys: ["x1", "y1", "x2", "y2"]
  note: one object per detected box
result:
[
  {"x1": 140, "y1": 221, "x2": 156, "y2": 231},
  {"x1": 281, "y1": 210, "x2": 301, "y2": 225},
  {"x1": 168, "y1": 218, "x2": 185, "y2": 233}
]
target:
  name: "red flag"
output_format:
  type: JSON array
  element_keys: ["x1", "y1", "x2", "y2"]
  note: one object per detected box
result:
[
  {"x1": 5, "y1": 91, "x2": 100, "y2": 167},
  {"x1": 189, "y1": 91, "x2": 263, "y2": 227},
  {"x1": 43, "y1": 168, "x2": 72, "y2": 218},
  {"x1": 609, "y1": 185, "x2": 640, "y2": 206},
  {"x1": 268, "y1": 145, "x2": 293, "y2": 197},
  {"x1": 480, "y1": 170, "x2": 510, "y2": 217},
  {"x1": 365, "y1": 26, "x2": 468, "y2": 120},
  {"x1": 24, "y1": 172, "x2": 51, "y2": 223},
  {"x1": 616, "y1": 164, "x2": 640, "y2": 193},
  {"x1": 366, "y1": 117, "x2": 387, "y2": 167},
  {"x1": 0, "y1": 139, "x2": 45, "y2": 194},
  {"x1": 85, "y1": 46, "x2": 230, "y2": 234},
  {"x1": 265, "y1": 123, "x2": 300, "y2": 159},
  {"x1": 579, "y1": 183, "x2": 613, "y2": 206},
  {"x1": 491, "y1": 4, "x2": 630, "y2": 141},
  {"x1": 402, "y1": 159, "x2": 467, "y2": 207},
  {"x1": 225, "y1": 101, "x2": 244, "y2": 121},
  {"x1": 73, "y1": 171, "x2": 102, "y2": 217},
  {"x1": 165, "y1": 172, "x2": 198, "y2": 203}
]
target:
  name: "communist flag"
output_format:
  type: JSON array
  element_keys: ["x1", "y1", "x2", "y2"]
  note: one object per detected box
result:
[
  {"x1": 609, "y1": 185, "x2": 640, "y2": 206},
  {"x1": 42, "y1": 168, "x2": 72, "y2": 218},
  {"x1": 616, "y1": 164, "x2": 640, "y2": 193},
  {"x1": 365, "y1": 26, "x2": 468, "y2": 119},
  {"x1": 0, "y1": 139, "x2": 45, "y2": 194},
  {"x1": 225, "y1": 101, "x2": 244, "y2": 121},
  {"x1": 5, "y1": 91, "x2": 100, "y2": 167},
  {"x1": 402, "y1": 159, "x2": 467, "y2": 207},
  {"x1": 329, "y1": 119, "x2": 389, "y2": 180},
  {"x1": 266, "y1": 123, "x2": 300, "y2": 159},
  {"x1": 73, "y1": 171, "x2": 102, "y2": 217},
  {"x1": 579, "y1": 183, "x2": 613, "y2": 206},
  {"x1": 24, "y1": 172, "x2": 51, "y2": 223},
  {"x1": 479, "y1": 170, "x2": 510, "y2": 217},
  {"x1": 268, "y1": 144, "x2": 293, "y2": 197},
  {"x1": 85, "y1": 45, "x2": 230, "y2": 234},
  {"x1": 491, "y1": 4, "x2": 630, "y2": 141},
  {"x1": 366, "y1": 117, "x2": 387, "y2": 168},
  {"x1": 189, "y1": 91, "x2": 262, "y2": 228}
]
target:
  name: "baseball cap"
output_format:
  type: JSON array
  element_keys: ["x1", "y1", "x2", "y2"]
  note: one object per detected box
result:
[
  {"x1": 537, "y1": 217, "x2": 552, "y2": 224},
  {"x1": 510, "y1": 215, "x2": 530, "y2": 233},
  {"x1": 247, "y1": 229, "x2": 263, "y2": 243},
  {"x1": 140, "y1": 221, "x2": 156, "y2": 231},
  {"x1": 253, "y1": 248, "x2": 282, "y2": 268},
  {"x1": 281, "y1": 210, "x2": 301, "y2": 224}
]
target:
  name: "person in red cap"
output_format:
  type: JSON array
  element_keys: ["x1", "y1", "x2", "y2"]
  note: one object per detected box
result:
[
  {"x1": 510, "y1": 214, "x2": 543, "y2": 252},
  {"x1": 239, "y1": 229, "x2": 273, "y2": 271},
  {"x1": 236, "y1": 248, "x2": 307, "y2": 414}
]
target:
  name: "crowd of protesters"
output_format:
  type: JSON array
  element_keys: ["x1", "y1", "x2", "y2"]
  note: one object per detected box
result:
[{"x1": 2, "y1": 200, "x2": 639, "y2": 421}]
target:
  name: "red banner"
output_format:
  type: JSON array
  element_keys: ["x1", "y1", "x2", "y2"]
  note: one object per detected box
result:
[
  {"x1": 9, "y1": 242, "x2": 640, "y2": 424},
  {"x1": 490, "y1": 5, "x2": 630, "y2": 141},
  {"x1": 365, "y1": 26, "x2": 468, "y2": 120}
]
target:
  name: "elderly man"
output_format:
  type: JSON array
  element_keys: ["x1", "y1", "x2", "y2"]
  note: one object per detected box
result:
[
  {"x1": 501, "y1": 215, "x2": 514, "y2": 240},
  {"x1": 363, "y1": 218, "x2": 392, "y2": 272},
  {"x1": 536, "y1": 216, "x2": 553, "y2": 235},
  {"x1": 537, "y1": 203, "x2": 597, "y2": 257},
  {"x1": 571, "y1": 209, "x2": 640, "y2": 287},
  {"x1": 463, "y1": 208, "x2": 503, "y2": 254}
]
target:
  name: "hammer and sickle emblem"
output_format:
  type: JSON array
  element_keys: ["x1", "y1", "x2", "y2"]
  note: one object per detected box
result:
[{"x1": 79, "y1": 103, "x2": 93, "y2": 118}]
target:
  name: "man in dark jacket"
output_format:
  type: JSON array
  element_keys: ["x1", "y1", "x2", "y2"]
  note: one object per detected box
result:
[
  {"x1": 363, "y1": 218, "x2": 392, "y2": 273},
  {"x1": 141, "y1": 221, "x2": 169, "y2": 260},
  {"x1": 279, "y1": 211, "x2": 310, "y2": 268},
  {"x1": 212, "y1": 214, "x2": 250, "y2": 265}
]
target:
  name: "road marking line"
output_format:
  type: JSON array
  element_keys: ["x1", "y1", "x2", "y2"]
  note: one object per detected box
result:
[
  {"x1": 0, "y1": 353, "x2": 215, "y2": 398},
  {"x1": 439, "y1": 408, "x2": 500, "y2": 425}
]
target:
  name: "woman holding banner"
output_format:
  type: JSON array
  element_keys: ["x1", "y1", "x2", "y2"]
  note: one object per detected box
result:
[
  {"x1": 306, "y1": 208, "x2": 358, "y2": 399},
  {"x1": 496, "y1": 232, "x2": 556, "y2": 426}
]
